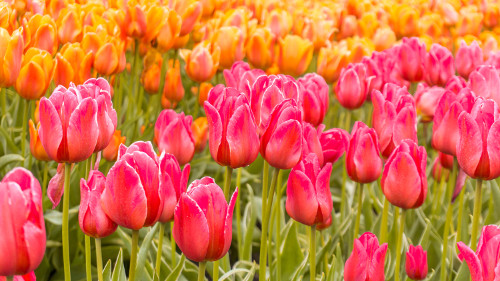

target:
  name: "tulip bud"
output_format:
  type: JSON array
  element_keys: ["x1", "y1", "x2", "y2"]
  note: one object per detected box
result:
[
  {"x1": 344, "y1": 232, "x2": 387, "y2": 281},
  {"x1": 346, "y1": 122, "x2": 383, "y2": 183},
  {"x1": 28, "y1": 119, "x2": 50, "y2": 161},
  {"x1": 115, "y1": 2, "x2": 147, "y2": 38},
  {"x1": 246, "y1": 27, "x2": 274, "y2": 70},
  {"x1": 276, "y1": 35, "x2": 313, "y2": 77},
  {"x1": 382, "y1": 140, "x2": 427, "y2": 209},
  {"x1": 445, "y1": 76, "x2": 467, "y2": 94},
  {"x1": 223, "y1": 61, "x2": 264, "y2": 93},
  {"x1": 25, "y1": 14, "x2": 58, "y2": 55},
  {"x1": 405, "y1": 245, "x2": 428, "y2": 280},
  {"x1": 103, "y1": 130, "x2": 126, "y2": 162},
  {"x1": 264, "y1": 8, "x2": 293, "y2": 39},
  {"x1": 212, "y1": 26, "x2": 245, "y2": 70},
  {"x1": 335, "y1": 63, "x2": 372, "y2": 110},
  {"x1": 301, "y1": 122, "x2": 324, "y2": 166},
  {"x1": 415, "y1": 83, "x2": 446, "y2": 123},
  {"x1": 398, "y1": 37, "x2": 426, "y2": 82},
  {"x1": 316, "y1": 45, "x2": 349, "y2": 84},
  {"x1": 0, "y1": 168, "x2": 45, "y2": 276},
  {"x1": 162, "y1": 59, "x2": 185, "y2": 102},
  {"x1": 318, "y1": 125, "x2": 350, "y2": 165},
  {"x1": 468, "y1": 65, "x2": 500, "y2": 105},
  {"x1": 425, "y1": 44, "x2": 455, "y2": 86},
  {"x1": 154, "y1": 110, "x2": 195, "y2": 165},
  {"x1": 57, "y1": 8, "x2": 83, "y2": 44},
  {"x1": 192, "y1": 117, "x2": 208, "y2": 153},
  {"x1": 54, "y1": 43, "x2": 94, "y2": 87},
  {"x1": 141, "y1": 49, "x2": 162, "y2": 94},
  {"x1": 158, "y1": 153, "x2": 190, "y2": 223},
  {"x1": 177, "y1": 1, "x2": 202, "y2": 36},
  {"x1": 432, "y1": 153, "x2": 451, "y2": 181},
  {"x1": 297, "y1": 73, "x2": 329, "y2": 127},
  {"x1": 15, "y1": 48, "x2": 54, "y2": 100},
  {"x1": 157, "y1": 9, "x2": 182, "y2": 52},
  {"x1": 173, "y1": 177, "x2": 238, "y2": 262},
  {"x1": 198, "y1": 82, "x2": 212, "y2": 106},
  {"x1": 0, "y1": 27, "x2": 23, "y2": 88},
  {"x1": 455, "y1": 41, "x2": 483, "y2": 79},
  {"x1": 180, "y1": 40, "x2": 220, "y2": 83}
]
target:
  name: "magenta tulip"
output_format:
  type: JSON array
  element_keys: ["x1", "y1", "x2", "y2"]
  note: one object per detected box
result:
[
  {"x1": 405, "y1": 245, "x2": 428, "y2": 280},
  {"x1": 0, "y1": 168, "x2": 45, "y2": 276},
  {"x1": 335, "y1": 63, "x2": 373, "y2": 110},
  {"x1": 346, "y1": 121, "x2": 383, "y2": 183},
  {"x1": 381, "y1": 140, "x2": 427, "y2": 209},
  {"x1": 39, "y1": 84, "x2": 98, "y2": 163},
  {"x1": 318, "y1": 125, "x2": 349, "y2": 165},
  {"x1": 223, "y1": 61, "x2": 265, "y2": 93},
  {"x1": 154, "y1": 109, "x2": 196, "y2": 165},
  {"x1": 455, "y1": 40, "x2": 483, "y2": 79},
  {"x1": 445, "y1": 75, "x2": 468, "y2": 94},
  {"x1": 468, "y1": 65, "x2": 500, "y2": 105},
  {"x1": 414, "y1": 83, "x2": 446, "y2": 122},
  {"x1": 204, "y1": 86, "x2": 260, "y2": 168},
  {"x1": 158, "y1": 153, "x2": 190, "y2": 223},
  {"x1": 79, "y1": 170, "x2": 117, "y2": 238},
  {"x1": 425, "y1": 44, "x2": 455, "y2": 86},
  {"x1": 398, "y1": 37, "x2": 426, "y2": 82},
  {"x1": 0, "y1": 272, "x2": 36, "y2": 281},
  {"x1": 297, "y1": 73, "x2": 329, "y2": 126},
  {"x1": 101, "y1": 141, "x2": 166, "y2": 230},
  {"x1": 301, "y1": 122, "x2": 324, "y2": 166},
  {"x1": 344, "y1": 232, "x2": 387, "y2": 281},
  {"x1": 173, "y1": 177, "x2": 238, "y2": 262}
]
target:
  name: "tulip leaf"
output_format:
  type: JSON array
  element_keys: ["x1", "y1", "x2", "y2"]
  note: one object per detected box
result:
[
  {"x1": 242, "y1": 262, "x2": 257, "y2": 281},
  {"x1": 219, "y1": 268, "x2": 252, "y2": 280},
  {"x1": 135, "y1": 224, "x2": 159, "y2": 281},
  {"x1": 44, "y1": 210, "x2": 63, "y2": 225},
  {"x1": 165, "y1": 254, "x2": 185, "y2": 281},
  {"x1": 282, "y1": 221, "x2": 305, "y2": 281},
  {"x1": 0, "y1": 153, "x2": 24, "y2": 171},
  {"x1": 0, "y1": 126, "x2": 19, "y2": 153},
  {"x1": 103, "y1": 259, "x2": 112, "y2": 281},
  {"x1": 242, "y1": 184, "x2": 257, "y2": 261},
  {"x1": 290, "y1": 251, "x2": 309, "y2": 281},
  {"x1": 111, "y1": 248, "x2": 127, "y2": 281}
]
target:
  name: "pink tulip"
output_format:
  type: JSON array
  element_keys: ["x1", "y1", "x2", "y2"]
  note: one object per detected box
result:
[
  {"x1": 318, "y1": 125, "x2": 350, "y2": 165},
  {"x1": 414, "y1": 83, "x2": 446, "y2": 122},
  {"x1": 425, "y1": 44, "x2": 455, "y2": 86},
  {"x1": 223, "y1": 61, "x2": 265, "y2": 93},
  {"x1": 381, "y1": 140, "x2": 427, "y2": 209},
  {"x1": 286, "y1": 153, "x2": 333, "y2": 226},
  {"x1": 398, "y1": 37, "x2": 426, "y2": 82},
  {"x1": 468, "y1": 65, "x2": 500, "y2": 105},
  {"x1": 0, "y1": 168, "x2": 45, "y2": 276},
  {"x1": 260, "y1": 99, "x2": 303, "y2": 169},
  {"x1": 301, "y1": 122, "x2": 324, "y2": 166},
  {"x1": 457, "y1": 97, "x2": 500, "y2": 180},
  {"x1": 204, "y1": 86, "x2": 260, "y2": 168},
  {"x1": 297, "y1": 73, "x2": 329, "y2": 126},
  {"x1": 405, "y1": 245, "x2": 428, "y2": 280},
  {"x1": 432, "y1": 88, "x2": 475, "y2": 155},
  {"x1": 346, "y1": 121, "x2": 383, "y2": 183},
  {"x1": 39, "y1": 84, "x2": 99, "y2": 163},
  {"x1": 79, "y1": 170, "x2": 118, "y2": 238},
  {"x1": 344, "y1": 232, "x2": 388, "y2": 281},
  {"x1": 77, "y1": 78, "x2": 117, "y2": 152},
  {"x1": 363, "y1": 50, "x2": 408, "y2": 91},
  {"x1": 101, "y1": 141, "x2": 166, "y2": 230},
  {"x1": 432, "y1": 153, "x2": 450, "y2": 181},
  {"x1": 158, "y1": 153, "x2": 190, "y2": 223},
  {"x1": 455, "y1": 41, "x2": 483, "y2": 79},
  {"x1": 445, "y1": 75, "x2": 468, "y2": 94},
  {"x1": 335, "y1": 63, "x2": 373, "y2": 110},
  {"x1": 173, "y1": 177, "x2": 238, "y2": 262},
  {"x1": 372, "y1": 83, "x2": 417, "y2": 157},
  {"x1": 154, "y1": 109, "x2": 195, "y2": 165},
  {"x1": 0, "y1": 272, "x2": 36, "y2": 281},
  {"x1": 457, "y1": 225, "x2": 500, "y2": 281}
]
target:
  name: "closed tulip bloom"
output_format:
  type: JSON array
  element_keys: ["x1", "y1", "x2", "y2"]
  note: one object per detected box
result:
[
  {"x1": 28, "y1": 119, "x2": 50, "y2": 161},
  {"x1": 469, "y1": 65, "x2": 500, "y2": 105},
  {"x1": 316, "y1": 45, "x2": 350, "y2": 83},
  {"x1": 445, "y1": 76, "x2": 468, "y2": 94},
  {"x1": 406, "y1": 245, "x2": 428, "y2": 280},
  {"x1": 163, "y1": 59, "x2": 185, "y2": 102},
  {"x1": 79, "y1": 170, "x2": 118, "y2": 238},
  {"x1": 0, "y1": 272, "x2": 36, "y2": 281},
  {"x1": 25, "y1": 14, "x2": 58, "y2": 55},
  {"x1": 212, "y1": 26, "x2": 244, "y2": 70},
  {"x1": 425, "y1": 44, "x2": 455, "y2": 86},
  {"x1": 39, "y1": 84, "x2": 98, "y2": 163},
  {"x1": 318, "y1": 125, "x2": 350, "y2": 165},
  {"x1": 381, "y1": 140, "x2": 427, "y2": 209},
  {"x1": 157, "y1": 9, "x2": 182, "y2": 52},
  {"x1": 103, "y1": 130, "x2": 126, "y2": 162},
  {"x1": 398, "y1": 37, "x2": 426, "y2": 82},
  {"x1": 154, "y1": 109, "x2": 195, "y2": 165},
  {"x1": 15, "y1": 48, "x2": 54, "y2": 100},
  {"x1": 0, "y1": 27, "x2": 23, "y2": 87},
  {"x1": 457, "y1": 225, "x2": 500, "y2": 281},
  {"x1": 346, "y1": 122, "x2": 383, "y2": 183},
  {"x1": 0, "y1": 168, "x2": 45, "y2": 276},
  {"x1": 223, "y1": 61, "x2": 265, "y2": 93},
  {"x1": 456, "y1": 41, "x2": 483, "y2": 79},
  {"x1": 298, "y1": 73, "x2": 329, "y2": 126},
  {"x1": 344, "y1": 232, "x2": 388, "y2": 281},
  {"x1": 140, "y1": 49, "x2": 162, "y2": 94},
  {"x1": 173, "y1": 177, "x2": 238, "y2": 262},
  {"x1": 264, "y1": 8, "x2": 293, "y2": 39},
  {"x1": 276, "y1": 35, "x2": 313, "y2": 77},
  {"x1": 54, "y1": 43, "x2": 93, "y2": 87},
  {"x1": 415, "y1": 84, "x2": 447, "y2": 122},
  {"x1": 432, "y1": 153, "x2": 451, "y2": 181},
  {"x1": 286, "y1": 153, "x2": 333, "y2": 226},
  {"x1": 335, "y1": 63, "x2": 372, "y2": 110},
  {"x1": 246, "y1": 27, "x2": 274, "y2": 70},
  {"x1": 176, "y1": 0, "x2": 202, "y2": 36},
  {"x1": 457, "y1": 97, "x2": 500, "y2": 180},
  {"x1": 115, "y1": 2, "x2": 146, "y2": 38},
  {"x1": 205, "y1": 86, "x2": 259, "y2": 168},
  {"x1": 192, "y1": 117, "x2": 208, "y2": 153},
  {"x1": 158, "y1": 153, "x2": 190, "y2": 223},
  {"x1": 180, "y1": 40, "x2": 220, "y2": 83},
  {"x1": 101, "y1": 141, "x2": 166, "y2": 230},
  {"x1": 57, "y1": 8, "x2": 82, "y2": 44}
]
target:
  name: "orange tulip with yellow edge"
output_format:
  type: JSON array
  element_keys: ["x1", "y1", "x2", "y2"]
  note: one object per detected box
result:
[
  {"x1": 141, "y1": 49, "x2": 162, "y2": 94},
  {"x1": 24, "y1": 14, "x2": 58, "y2": 55},
  {"x1": 143, "y1": 5, "x2": 165, "y2": 44},
  {"x1": 373, "y1": 27, "x2": 396, "y2": 51},
  {"x1": 180, "y1": 40, "x2": 220, "y2": 83},
  {"x1": 163, "y1": 59, "x2": 185, "y2": 103},
  {"x1": 417, "y1": 13, "x2": 444, "y2": 40},
  {"x1": 46, "y1": 0, "x2": 68, "y2": 19},
  {"x1": 171, "y1": 0, "x2": 202, "y2": 36},
  {"x1": 57, "y1": 7, "x2": 83, "y2": 44},
  {"x1": 15, "y1": 47, "x2": 54, "y2": 100},
  {"x1": 0, "y1": 27, "x2": 23, "y2": 88},
  {"x1": 212, "y1": 26, "x2": 244, "y2": 69},
  {"x1": 455, "y1": 7, "x2": 483, "y2": 37},
  {"x1": 390, "y1": 4, "x2": 418, "y2": 38},
  {"x1": 438, "y1": 1, "x2": 459, "y2": 26},
  {"x1": 484, "y1": 3, "x2": 500, "y2": 28},
  {"x1": 276, "y1": 35, "x2": 313, "y2": 77},
  {"x1": 54, "y1": 42, "x2": 93, "y2": 87},
  {"x1": 358, "y1": 12, "x2": 378, "y2": 38},
  {"x1": 300, "y1": 16, "x2": 336, "y2": 51},
  {"x1": 0, "y1": 3, "x2": 18, "y2": 33},
  {"x1": 192, "y1": 116, "x2": 208, "y2": 153},
  {"x1": 346, "y1": 37, "x2": 374, "y2": 63},
  {"x1": 246, "y1": 27, "x2": 274, "y2": 70},
  {"x1": 317, "y1": 44, "x2": 350, "y2": 83},
  {"x1": 29, "y1": 119, "x2": 50, "y2": 161},
  {"x1": 157, "y1": 9, "x2": 182, "y2": 52},
  {"x1": 103, "y1": 130, "x2": 126, "y2": 162},
  {"x1": 264, "y1": 8, "x2": 293, "y2": 39},
  {"x1": 200, "y1": 0, "x2": 216, "y2": 17},
  {"x1": 173, "y1": 34, "x2": 190, "y2": 49},
  {"x1": 220, "y1": 7, "x2": 254, "y2": 37},
  {"x1": 338, "y1": 14, "x2": 357, "y2": 39},
  {"x1": 115, "y1": 0, "x2": 147, "y2": 39},
  {"x1": 198, "y1": 82, "x2": 212, "y2": 106}
]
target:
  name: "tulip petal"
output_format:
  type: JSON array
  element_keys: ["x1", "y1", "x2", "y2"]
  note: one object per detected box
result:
[
  {"x1": 382, "y1": 152, "x2": 421, "y2": 209},
  {"x1": 369, "y1": 243, "x2": 388, "y2": 281},
  {"x1": 220, "y1": 188, "x2": 238, "y2": 260},
  {"x1": 344, "y1": 239, "x2": 368, "y2": 281},
  {"x1": 226, "y1": 105, "x2": 259, "y2": 168},
  {"x1": 38, "y1": 98, "x2": 63, "y2": 161},
  {"x1": 204, "y1": 102, "x2": 223, "y2": 164},
  {"x1": 315, "y1": 163, "x2": 333, "y2": 223},
  {"x1": 457, "y1": 241, "x2": 483, "y2": 281},
  {"x1": 486, "y1": 121, "x2": 500, "y2": 180},
  {"x1": 67, "y1": 98, "x2": 98, "y2": 163},
  {"x1": 47, "y1": 164, "x2": 65, "y2": 208},
  {"x1": 286, "y1": 170, "x2": 318, "y2": 226},
  {"x1": 265, "y1": 120, "x2": 302, "y2": 169},
  {"x1": 457, "y1": 112, "x2": 483, "y2": 178}
]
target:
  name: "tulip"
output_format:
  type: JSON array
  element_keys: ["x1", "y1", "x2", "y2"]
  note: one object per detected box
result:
[
  {"x1": 425, "y1": 44, "x2": 455, "y2": 86},
  {"x1": 54, "y1": 43, "x2": 93, "y2": 87},
  {"x1": 79, "y1": 170, "x2": 117, "y2": 238},
  {"x1": 445, "y1": 76, "x2": 468, "y2": 94},
  {"x1": 297, "y1": 73, "x2": 329, "y2": 126},
  {"x1": 301, "y1": 122, "x2": 324, "y2": 166},
  {"x1": 398, "y1": 37, "x2": 426, "y2": 82},
  {"x1": 390, "y1": 5, "x2": 418, "y2": 37},
  {"x1": 455, "y1": 41, "x2": 483, "y2": 79},
  {"x1": 362, "y1": 50, "x2": 405, "y2": 92},
  {"x1": 468, "y1": 65, "x2": 500, "y2": 106},
  {"x1": 335, "y1": 63, "x2": 372, "y2": 110},
  {"x1": 175, "y1": 0, "x2": 202, "y2": 36},
  {"x1": 286, "y1": 153, "x2": 333, "y2": 226},
  {"x1": 373, "y1": 27, "x2": 396, "y2": 52},
  {"x1": 276, "y1": 35, "x2": 313, "y2": 77},
  {"x1": 197, "y1": 82, "x2": 212, "y2": 106},
  {"x1": 180, "y1": 40, "x2": 220, "y2": 83},
  {"x1": 57, "y1": 8, "x2": 83, "y2": 44},
  {"x1": 192, "y1": 117, "x2": 208, "y2": 153},
  {"x1": 162, "y1": 59, "x2": 185, "y2": 102},
  {"x1": 157, "y1": 9, "x2": 182, "y2": 52},
  {"x1": 212, "y1": 26, "x2": 245, "y2": 70},
  {"x1": 316, "y1": 44, "x2": 350, "y2": 83},
  {"x1": 115, "y1": 1, "x2": 146, "y2": 38},
  {"x1": 0, "y1": 27, "x2": 23, "y2": 88},
  {"x1": 25, "y1": 14, "x2": 58, "y2": 55},
  {"x1": 223, "y1": 61, "x2": 265, "y2": 93},
  {"x1": 15, "y1": 48, "x2": 54, "y2": 100},
  {"x1": 338, "y1": 15, "x2": 357, "y2": 39},
  {"x1": 246, "y1": 27, "x2": 274, "y2": 70},
  {"x1": 140, "y1": 49, "x2": 162, "y2": 94},
  {"x1": 344, "y1": 232, "x2": 388, "y2": 281},
  {"x1": 204, "y1": 86, "x2": 259, "y2": 168},
  {"x1": 432, "y1": 153, "x2": 451, "y2": 181},
  {"x1": 405, "y1": 245, "x2": 428, "y2": 280},
  {"x1": 414, "y1": 83, "x2": 446, "y2": 122},
  {"x1": 154, "y1": 109, "x2": 195, "y2": 166},
  {"x1": 318, "y1": 125, "x2": 350, "y2": 165},
  {"x1": 0, "y1": 168, "x2": 45, "y2": 276},
  {"x1": 173, "y1": 177, "x2": 238, "y2": 262},
  {"x1": 158, "y1": 153, "x2": 190, "y2": 223},
  {"x1": 103, "y1": 130, "x2": 126, "y2": 162},
  {"x1": 264, "y1": 8, "x2": 293, "y2": 39},
  {"x1": 28, "y1": 119, "x2": 50, "y2": 161},
  {"x1": 381, "y1": 140, "x2": 427, "y2": 209},
  {"x1": 457, "y1": 225, "x2": 500, "y2": 280},
  {"x1": 0, "y1": 272, "x2": 36, "y2": 281},
  {"x1": 346, "y1": 121, "x2": 383, "y2": 183},
  {"x1": 260, "y1": 99, "x2": 303, "y2": 170},
  {"x1": 39, "y1": 84, "x2": 98, "y2": 163}
]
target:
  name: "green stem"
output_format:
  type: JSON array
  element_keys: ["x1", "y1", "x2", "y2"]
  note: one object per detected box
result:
[
  {"x1": 276, "y1": 170, "x2": 283, "y2": 281},
  {"x1": 379, "y1": 197, "x2": 390, "y2": 243},
  {"x1": 440, "y1": 162, "x2": 457, "y2": 281},
  {"x1": 258, "y1": 162, "x2": 269, "y2": 279},
  {"x1": 213, "y1": 260, "x2": 219, "y2": 281},
  {"x1": 198, "y1": 262, "x2": 206, "y2": 281},
  {"x1": 21, "y1": 99, "x2": 29, "y2": 163},
  {"x1": 85, "y1": 235, "x2": 92, "y2": 281},
  {"x1": 63, "y1": 162, "x2": 72, "y2": 281},
  {"x1": 353, "y1": 183, "x2": 364, "y2": 242},
  {"x1": 6, "y1": 276, "x2": 13, "y2": 281},
  {"x1": 432, "y1": 177, "x2": 446, "y2": 216},
  {"x1": 170, "y1": 222, "x2": 176, "y2": 269},
  {"x1": 471, "y1": 179, "x2": 483, "y2": 251},
  {"x1": 155, "y1": 223, "x2": 166, "y2": 278},
  {"x1": 456, "y1": 183, "x2": 466, "y2": 245},
  {"x1": 310, "y1": 225, "x2": 316, "y2": 281},
  {"x1": 236, "y1": 168, "x2": 243, "y2": 260},
  {"x1": 395, "y1": 209, "x2": 406, "y2": 281},
  {"x1": 95, "y1": 238, "x2": 104, "y2": 281},
  {"x1": 340, "y1": 157, "x2": 348, "y2": 221},
  {"x1": 42, "y1": 163, "x2": 49, "y2": 209},
  {"x1": 321, "y1": 232, "x2": 329, "y2": 276},
  {"x1": 223, "y1": 166, "x2": 233, "y2": 200},
  {"x1": 129, "y1": 230, "x2": 140, "y2": 281},
  {"x1": 259, "y1": 166, "x2": 279, "y2": 281},
  {"x1": 1, "y1": 88, "x2": 6, "y2": 114}
]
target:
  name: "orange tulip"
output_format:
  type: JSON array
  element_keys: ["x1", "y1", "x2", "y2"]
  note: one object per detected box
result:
[
  {"x1": 358, "y1": 12, "x2": 378, "y2": 38},
  {"x1": 484, "y1": 3, "x2": 500, "y2": 28},
  {"x1": 317, "y1": 44, "x2": 350, "y2": 83},
  {"x1": 103, "y1": 130, "x2": 126, "y2": 162},
  {"x1": 346, "y1": 37, "x2": 374, "y2": 63},
  {"x1": 161, "y1": 93, "x2": 177, "y2": 109},
  {"x1": 212, "y1": 26, "x2": 244, "y2": 69},
  {"x1": 300, "y1": 16, "x2": 336, "y2": 51},
  {"x1": 246, "y1": 27, "x2": 274, "y2": 70},
  {"x1": 180, "y1": 40, "x2": 220, "y2": 83},
  {"x1": 157, "y1": 9, "x2": 182, "y2": 52},
  {"x1": 0, "y1": 3, "x2": 18, "y2": 33},
  {"x1": 200, "y1": 0, "x2": 216, "y2": 17},
  {"x1": 171, "y1": 0, "x2": 202, "y2": 37},
  {"x1": 276, "y1": 35, "x2": 313, "y2": 77},
  {"x1": 198, "y1": 82, "x2": 212, "y2": 106},
  {"x1": 24, "y1": 14, "x2": 58, "y2": 55},
  {"x1": 455, "y1": 6, "x2": 483, "y2": 37},
  {"x1": 264, "y1": 8, "x2": 293, "y2": 39},
  {"x1": 163, "y1": 59, "x2": 185, "y2": 102},
  {"x1": 54, "y1": 42, "x2": 93, "y2": 87},
  {"x1": 220, "y1": 7, "x2": 254, "y2": 37},
  {"x1": 15, "y1": 47, "x2": 54, "y2": 100},
  {"x1": 418, "y1": 13, "x2": 444, "y2": 40},
  {"x1": 339, "y1": 14, "x2": 357, "y2": 39},
  {"x1": 29, "y1": 119, "x2": 50, "y2": 161},
  {"x1": 57, "y1": 7, "x2": 83, "y2": 44},
  {"x1": 141, "y1": 49, "x2": 162, "y2": 94},
  {"x1": 390, "y1": 4, "x2": 418, "y2": 38},
  {"x1": 115, "y1": 0, "x2": 147, "y2": 39},
  {"x1": 373, "y1": 27, "x2": 396, "y2": 51},
  {"x1": 192, "y1": 116, "x2": 208, "y2": 153},
  {"x1": 0, "y1": 27, "x2": 23, "y2": 88},
  {"x1": 173, "y1": 34, "x2": 190, "y2": 49}
]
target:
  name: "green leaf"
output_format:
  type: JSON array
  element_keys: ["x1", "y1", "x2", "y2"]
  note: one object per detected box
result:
[
  {"x1": 111, "y1": 248, "x2": 126, "y2": 281},
  {"x1": 44, "y1": 210, "x2": 63, "y2": 225},
  {"x1": 165, "y1": 255, "x2": 185, "y2": 281},
  {"x1": 281, "y1": 221, "x2": 304, "y2": 281},
  {"x1": 135, "y1": 224, "x2": 159, "y2": 281},
  {"x1": 219, "y1": 268, "x2": 252, "y2": 280},
  {"x1": 103, "y1": 260, "x2": 112, "y2": 281},
  {"x1": 241, "y1": 262, "x2": 257, "y2": 281},
  {"x1": 0, "y1": 153, "x2": 24, "y2": 170},
  {"x1": 242, "y1": 184, "x2": 257, "y2": 261}
]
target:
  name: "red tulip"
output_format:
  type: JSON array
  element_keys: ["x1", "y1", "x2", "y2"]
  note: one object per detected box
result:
[
  {"x1": 154, "y1": 109, "x2": 195, "y2": 165},
  {"x1": 346, "y1": 121, "x2": 383, "y2": 183},
  {"x1": 301, "y1": 122, "x2": 324, "y2": 166},
  {"x1": 0, "y1": 272, "x2": 36, "y2": 281},
  {"x1": 39, "y1": 84, "x2": 98, "y2": 163},
  {"x1": 455, "y1": 40, "x2": 483, "y2": 79},
  {"x1": 335, "y1": 63, "x2": 373, "y2": 110},
  {"x1": 381, "y1": 140, "x2": 427, "y2": 209},
  {"x1": 445, "y1": 75, "x2": 468, "y2": 94},
  {"x1": 414, "y1": 83, "x2": 446, "y2": 122},
  {"x1": 286, "y1": 153, "x2": 333, "y2": 226},
  {"x1": 79, "y1": 170, "x2": 117, "y2": 238},
  {"x1": 457, "y1": 225, "x2": 500, "y2": 281},
  {"x1": 398, "y1": 37, "x2": 426, "y2": 82},
  {"x1": 173, "y1": 177, "x2": 238, "y2": 262},
  {"x1": 297, "y1": 73, "x2": 329, "y2": 126},
  {"x1": 0, "y1": 168, "x2": 45, "y2": 276},
  {"x1": 432, "y1": 153, "x2": 451, "y2": 181},
  {"x1": 204, "y1": 86, "x2": 260, "y2": 168},
  {"x1": 158, "y1": 153, "x2": 190, "y2": 223},
  {"x1": 344, "y1": 232, "x2": 388, "y2": 281},
  {"x1": 405, "y1": 245, "x2": 428, "y2": 280},
  {"x1": 457, "y1": 97, "x2": 500, "y2": 180},
  {"x1": 425, "y1": 44, "x2": 455, "y2": 86},
  {"x1": 468, "y1": 65, "x2": 500, "y2": 106},
  {"x1": 101, "y1": 141, "x2": 166, "y2": 230},
  {"x1": 318, "y1": 125, "x2": 350, "y2": 165},
  {"x1": 260, "y1": 99, "x2": 303, "y2": 169}
]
